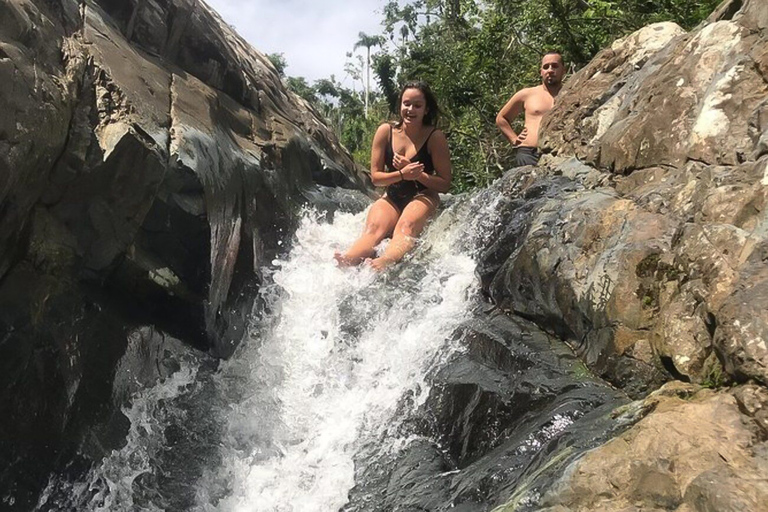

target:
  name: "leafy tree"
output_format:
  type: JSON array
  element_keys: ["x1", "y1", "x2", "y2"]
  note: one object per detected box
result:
[
  {"x1": 373, "y1": 53, "x2": 399, "y2": 115},
  {"x1": 344, "y1": 51, "x2": 366, "y2": 94},
  {"x1": 353, "y1": 32, "x2": 385, "y2": 117},
  {"x1": 266, "y1": 52, "x2": 287, "y2": 76},
  {"x1": 286, "y1": 76, "x2": 317, "y2": 104}
]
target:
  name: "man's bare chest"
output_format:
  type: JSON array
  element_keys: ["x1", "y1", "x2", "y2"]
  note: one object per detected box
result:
[{"x1": 524, "y1": 94, "x2": 554, "y2": 117}]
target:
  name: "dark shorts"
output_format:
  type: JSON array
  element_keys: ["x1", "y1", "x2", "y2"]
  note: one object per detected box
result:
[{"x1": 515, "y1": 147, "x2": 540, "y2": 167}]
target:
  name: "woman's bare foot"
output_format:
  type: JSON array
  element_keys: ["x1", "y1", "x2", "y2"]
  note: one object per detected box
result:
[
  {"x1": 333, "y1": 252, "x2": 361, "y2": 267},
  {"x1": 366, "y1": 256, "x2": 395, "y2": 271}
]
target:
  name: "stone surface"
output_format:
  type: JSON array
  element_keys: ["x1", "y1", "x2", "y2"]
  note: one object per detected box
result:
[
  {"x1": 522, "y1": 384, "x2": 768, "y2": 512},
  {"x1": 344, "y1": 312, "x2": 628, "y2": 512},
  {"x1": 0, "y1": 0, "x2": 370, "y2": 508},
  {"x1": 483, "y1": 0, "x2": 768, "y2": 389},
  {"x1": 541, "y1": 14, "x2": 768, "y2": 173}
]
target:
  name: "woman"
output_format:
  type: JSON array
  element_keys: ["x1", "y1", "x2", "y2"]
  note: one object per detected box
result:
[{"x1": 334, "y1": 81, "x2": 452, "y2": 270}]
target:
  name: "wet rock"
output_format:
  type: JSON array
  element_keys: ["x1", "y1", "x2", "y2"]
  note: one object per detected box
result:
[
  {"x1": 0, "y1": 0, "x2": 78, "y2": 279},
  {"x1": 482, "y1": 163, "x2": 671, "y2": 396},
  {"x1": 0, "y1": 0, "x2": 370, "y2": 507},
  {"x1": 346, "y1": 312, "x2": 628, "y2": 512},
  {"x1": 521, "y1": 384, "x2": 768, "y2": 512}
]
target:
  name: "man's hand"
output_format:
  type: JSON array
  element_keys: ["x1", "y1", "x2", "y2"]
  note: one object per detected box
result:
[{"x1": 512, "y1": 127, "x2": 528, "y2": 147}]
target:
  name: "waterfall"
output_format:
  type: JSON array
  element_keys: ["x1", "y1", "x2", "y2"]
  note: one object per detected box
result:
[{"x1": 37, "y1": 195, "x2": 492, "y2": 511}]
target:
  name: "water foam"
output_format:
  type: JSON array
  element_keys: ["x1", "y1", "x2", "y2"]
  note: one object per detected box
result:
[
  {"x1": 197, "y1": 207, "x2": 478, "y2": 511},
  {"x1": 38, "y1": 196, "x2": 491, "y2": 511}
]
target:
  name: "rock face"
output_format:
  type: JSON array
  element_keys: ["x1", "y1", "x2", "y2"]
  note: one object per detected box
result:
[
  {"x1": 0, "y1": 0, "x2": 369, "y2": 507},
  {"x1": 344, "y1": 312, "x2": 628, "y2": 512},
  {"x1": 528, "y1": 383, "x2": 768, "y2": 512},
  {"x1": 486, "y1": 0, "x2": 768, "y2": 393},
  {"x1": 474, "y1": 0, "x2": 768, "y2": 510}
]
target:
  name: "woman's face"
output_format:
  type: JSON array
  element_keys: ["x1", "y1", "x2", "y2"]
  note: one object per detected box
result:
[{"x1": 400, "y1": 88, "x2": 427, "y2": 126}]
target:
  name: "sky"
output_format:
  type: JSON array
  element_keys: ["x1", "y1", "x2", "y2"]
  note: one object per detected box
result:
[{"x1": 205, "y1": 0, "x2": 387, "y2": 87}]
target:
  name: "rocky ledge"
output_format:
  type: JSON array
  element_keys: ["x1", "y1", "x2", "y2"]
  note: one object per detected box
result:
[
  {"x1": 472, "y1": 0, "x2": 768, "y2": 509},
  {"x1": 0, "y1": 0, "x2": 369, "y2": 507}
]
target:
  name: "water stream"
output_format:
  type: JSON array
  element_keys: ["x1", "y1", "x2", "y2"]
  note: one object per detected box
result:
[
  {"x1": 37, "y1": 190, "x2": 628, "y2": 511},
  {"x1": 37, "y1": 194, "x2": 493, "y2": 511}
]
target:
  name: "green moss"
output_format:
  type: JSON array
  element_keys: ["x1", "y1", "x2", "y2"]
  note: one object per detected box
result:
[
  {"x1": 701, "y1": 358, "x2": 727, "y2": 389},
  {"x1": 491, "y1": 446, "x2": 576, "y2": 512},
  {"x1": 635, "y1": 252, "x2": 661, "y2": 278},
  {"x1": 572, "y1": 360, "x2": 592, "y2": 380},
  {"x1": 635, "y1": 251, "x2": 687, "y2": 312}
]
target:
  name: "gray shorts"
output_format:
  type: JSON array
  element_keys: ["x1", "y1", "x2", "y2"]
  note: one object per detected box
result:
[{"x1": 515, "y1": 147, "x2": 540, "y2": 167}]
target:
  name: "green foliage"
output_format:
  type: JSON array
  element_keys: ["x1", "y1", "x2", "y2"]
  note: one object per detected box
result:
[
  {"x1": 572, "y1": 360, "x2": 592, "y2": 380},
  {"x1": 285, "y1": 76, "x2": 317, "y2": 103},
  {"x1": 354, "y1": 32, "x2": 385, "y2": 52},
  {"x1": 700, "y1": 354, "x2": 728, "y2": 389},
  {"x1": 267, "y1": 52, "x2": 287, "y2": 76},
  {"x1": 275, "y1": 0, "x2": 719, "y2": 190},
  {"x1": 701, "y1": 363, "x2": 725, "y2": 389},
  {"x1": 373, "y1": 53, "x2": 399, "y2": 115},
  {"x1": 369, "y1": 0, "x2": 719, "y2": 191}
]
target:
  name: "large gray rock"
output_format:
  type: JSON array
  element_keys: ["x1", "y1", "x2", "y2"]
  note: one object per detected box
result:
[
  {"x1": 479, "y1": 2, "x2": 768, "y2": 509},
  {"x1": 0, "y1": 0, "x2": 370, "y2": 507},
  {"x1": 506, "y1": 383, "x2": 768, "y2": 512},
  {"x1": 484, "y1": 0, "x2": 768, "y2": 389},
  {"x1": 541, "y1": 14, "x2": 768, "y2": 172},
  {"x1": 344, "y1": 312, "x2": 627, "y2": 512}
]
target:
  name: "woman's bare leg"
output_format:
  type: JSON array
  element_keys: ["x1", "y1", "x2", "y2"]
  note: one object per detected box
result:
[
  {"x1": 368, "y1": 194, "x2": 438, "y2": 270},
  {"x1": 334, "y1": 198, "x2": 400, "y2": 266}
]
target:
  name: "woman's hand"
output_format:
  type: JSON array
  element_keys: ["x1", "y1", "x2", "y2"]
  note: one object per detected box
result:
[
  {"x1": 400, "y1": 161, "x2": 424, "y2": 180},
  {"x1": 392, "y1": 152, "x2": 410, "y2": 170}
]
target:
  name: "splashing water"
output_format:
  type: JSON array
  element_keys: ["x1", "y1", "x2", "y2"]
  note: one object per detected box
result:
[
  {"x1": 39, "y1": 198, "x2": 488, "y2": 511},
  {"x1": 198, "y1": 207, "x2": 478, "y2": 511},
  {"x1": 37, "y1": 364, "x2": 199, "y2": 511}
]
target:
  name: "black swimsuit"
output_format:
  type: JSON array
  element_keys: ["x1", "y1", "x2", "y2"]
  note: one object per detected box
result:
[{"x1": 385, "y1": 125, "x2": 437, "y2": 212}]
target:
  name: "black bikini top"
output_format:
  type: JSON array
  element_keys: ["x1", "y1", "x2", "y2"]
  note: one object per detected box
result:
[{"x1": 384, "y1": 125, "x2": 436, "y2": 174}]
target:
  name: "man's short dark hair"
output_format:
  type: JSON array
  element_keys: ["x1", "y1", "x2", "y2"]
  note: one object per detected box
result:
[{"x1": 542, "y1": 51, "x2": 564, "y2": 64}]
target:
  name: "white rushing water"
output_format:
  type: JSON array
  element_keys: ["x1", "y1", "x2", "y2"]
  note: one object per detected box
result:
[
  {"x1": 39, "y1": 195, "x2": 497, "y2": 511},
  {"x1": 197, "y1": 206, "x2": 478, "y2": 511},
  {"x1": 37, "y1": 362, "x2": 200, "y2": 511}
]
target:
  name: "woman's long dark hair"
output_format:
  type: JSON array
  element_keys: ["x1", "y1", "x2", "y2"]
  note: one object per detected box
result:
[{"x1": 395, "y1": 80, "x2": 440, "y2": 127}]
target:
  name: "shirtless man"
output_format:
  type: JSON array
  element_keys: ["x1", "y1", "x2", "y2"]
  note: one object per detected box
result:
[{"x1": 496, "y1": 51, "x2": 565, "y2": 167}]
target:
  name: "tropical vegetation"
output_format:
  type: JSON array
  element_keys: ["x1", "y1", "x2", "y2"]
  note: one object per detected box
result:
[{"x1": 278, "y1": 0, "x2": 721, "y2": 192}]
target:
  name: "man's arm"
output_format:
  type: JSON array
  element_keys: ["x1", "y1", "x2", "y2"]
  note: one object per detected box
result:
[{"x1": 496, "y1": 89, "x2": 527, "y2": 146}]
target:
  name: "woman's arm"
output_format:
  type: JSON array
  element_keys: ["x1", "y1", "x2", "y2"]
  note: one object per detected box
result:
[
  {"x1": 370, "y1": 123, "x2": 409, "y2": 187},
  {"x1": 416, "y1": 130, "x2": 452, "y2": 193}
]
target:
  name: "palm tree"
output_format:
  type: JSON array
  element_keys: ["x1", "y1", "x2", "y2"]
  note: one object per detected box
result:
[{"x1": 353, "y1": 32, "x2": 383, "y2": 117}]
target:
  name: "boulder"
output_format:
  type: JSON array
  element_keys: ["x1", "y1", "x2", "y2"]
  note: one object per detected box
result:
[
  {"x1": 527, "y1": 383, "x2": 768, "y2": 512},
  {"x1": 344, "y1": 312, "x2": 627, "y2": 512},
  {"x1": 0, "y1": 0, "x2": 370, "y2": 507},
  {"x1": 484, "y1": 0, "x2": 768, "y2": 389}
]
